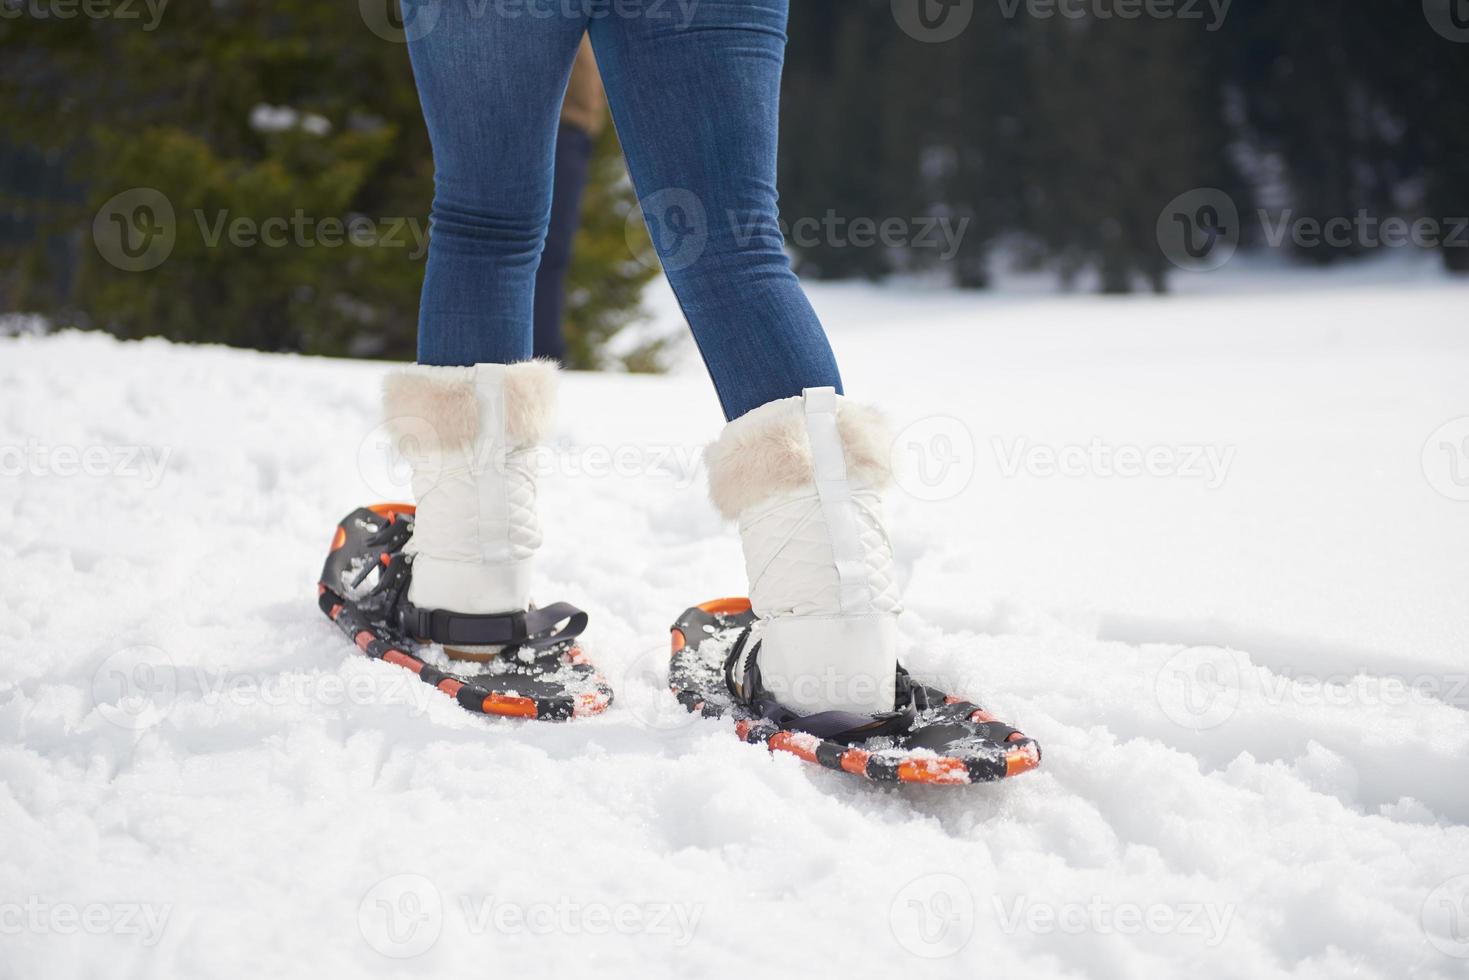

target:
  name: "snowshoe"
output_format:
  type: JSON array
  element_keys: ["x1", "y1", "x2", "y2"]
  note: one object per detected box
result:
[
  {"x1": 670, "y1": 599, "x2": 1040, "y2": 785},
  {"x1": 317, "y1": 504, "x2": 612, "y2": 720}
]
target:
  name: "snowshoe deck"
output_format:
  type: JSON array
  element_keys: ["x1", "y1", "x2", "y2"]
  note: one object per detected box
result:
[
  {"x1": 669, "y1": 599, "x2": 1041, "y2": 785},
  {"x1": 317, "y1": 505, "x2": 612, "y2": 721}
]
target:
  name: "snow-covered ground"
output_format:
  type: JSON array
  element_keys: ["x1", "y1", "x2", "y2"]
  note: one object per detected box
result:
[{"x1": 3, "y1": 260, "x2": 1469, "y2": 979}]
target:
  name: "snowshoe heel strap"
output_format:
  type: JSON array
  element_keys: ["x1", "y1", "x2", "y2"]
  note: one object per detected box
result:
[{"x1": 400, "y1": 601, "x2": 587, "y2": 649}]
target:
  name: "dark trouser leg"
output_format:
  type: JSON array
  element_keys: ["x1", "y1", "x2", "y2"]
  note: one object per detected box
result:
[{"x1": 532, "y1": 123, "x2": 595, "y2": 364}]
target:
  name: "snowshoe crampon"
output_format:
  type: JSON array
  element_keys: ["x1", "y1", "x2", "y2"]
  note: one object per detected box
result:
[
  {"x1": 317, "y1": 504, "x2": 611, "y2": 720},
  {"x1": 670, "y1": 599, "x2": 1040, "y2": 785}
]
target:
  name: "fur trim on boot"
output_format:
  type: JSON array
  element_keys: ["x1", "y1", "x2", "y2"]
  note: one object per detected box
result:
[
  {"x1": 383, "y1": 358, "x2": 558, "y2": 451},
  {"x1": 704, "y1": 394, "x2": 893, "y2": 519}
]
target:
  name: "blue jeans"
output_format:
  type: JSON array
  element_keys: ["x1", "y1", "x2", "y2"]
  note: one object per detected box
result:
[{"x1": 404, "y1": 0, "x2": 842, "y2": 420}]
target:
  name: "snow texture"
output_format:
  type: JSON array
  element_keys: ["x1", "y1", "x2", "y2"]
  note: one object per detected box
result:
[{"x1": 3, "y1": 260, "x2": 1468, "y2": 978}]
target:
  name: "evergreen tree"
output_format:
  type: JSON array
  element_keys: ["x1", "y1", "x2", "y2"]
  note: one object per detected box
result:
[
  {"x1": 0, "y1": 1, "x2": 658, "y2": 360},
  {"x1": 782, "y1": 1, "x2": 906, "y2": 281},
  {"x1": 1022, "y1": 14, "x2": 1223, "y2": 293},
  {"x1": 928, "y1": 7, "x2": 1032, "y2": 289},
  {"x1": 1223, "y1": 2, "x2": 1415, "y2": 263},
  {"x1": 5, "y1": 0, "x2": 1464, "y2": 333}
]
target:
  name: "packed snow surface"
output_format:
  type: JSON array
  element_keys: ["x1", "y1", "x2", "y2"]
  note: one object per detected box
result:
[{"x1": 3, "y1": 262, "x2": 1469, "y2": 978}]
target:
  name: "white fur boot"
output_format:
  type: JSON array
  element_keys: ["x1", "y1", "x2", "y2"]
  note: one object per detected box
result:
[
  {"x1": 705, "y1": 387, "x2": 902, "y2": 716},
  {"x1": 382, "y1": 360, "x2": 557, "y2": 644}
]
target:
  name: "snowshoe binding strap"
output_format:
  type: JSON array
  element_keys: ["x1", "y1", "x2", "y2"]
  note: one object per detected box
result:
[
  {"x1": 722, "y1": 626, "x2": 919, "y2": 743},
  {"x1": 397, "y1": 600, "x2": 587, "y2": 651},
  {"x1": 320, "y1": 505, "x2": 588, "y2": 653}
]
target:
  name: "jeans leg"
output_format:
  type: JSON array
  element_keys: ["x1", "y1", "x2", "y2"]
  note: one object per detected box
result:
[
  {"x1": 589, "y1": 0, "x2": 842, "y2": 420},
  {"x1": 532, "y1": 123, "x2": 596, "y2": 364},
  {"x1": 405, "y1": 0, "x2": 588, "y2": 366}
]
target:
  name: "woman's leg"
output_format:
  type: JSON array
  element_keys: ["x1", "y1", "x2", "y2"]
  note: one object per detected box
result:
[
  {"x1": 390, "y1": 5, "x2": 591, "y2": 645},
  {"x1": 587, "y1": 0, "x2": 842, "y2": 420},
  {"x1": 592, "y1": 2, "x2": 908, "y2": 717},
  {"x1": 405, "y1": 0, "x2": 588, "y2": 365}
]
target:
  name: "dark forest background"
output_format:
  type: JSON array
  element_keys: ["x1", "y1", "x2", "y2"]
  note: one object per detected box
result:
[{"x1": 2, "y1": 0, "x2": 1466, "y2": 366}]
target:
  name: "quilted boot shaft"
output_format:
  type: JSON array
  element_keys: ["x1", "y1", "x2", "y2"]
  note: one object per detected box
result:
[
  {"x1": 705, "y1": 387, "x2": 902, "y2": 715},
  {"x1": 382, "y1": 360, "x2": 557, "y2": 616}
]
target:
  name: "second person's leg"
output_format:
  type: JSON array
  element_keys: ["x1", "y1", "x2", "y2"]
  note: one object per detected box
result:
[{"x1": 532, "y1": 122, "x2": 595, "y2": 363}]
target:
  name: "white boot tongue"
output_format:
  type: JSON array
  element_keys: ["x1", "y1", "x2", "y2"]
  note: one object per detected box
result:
[{"x1": 752, "y1": 613, "x2": 900, "y2": 715}]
